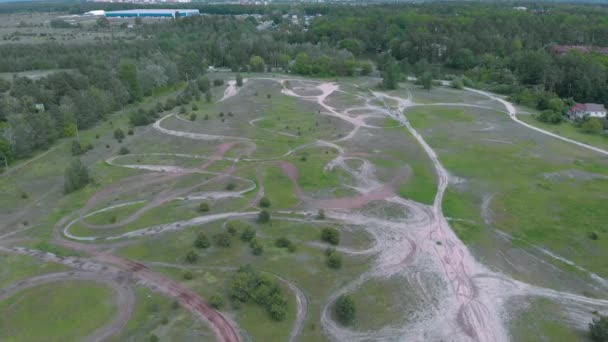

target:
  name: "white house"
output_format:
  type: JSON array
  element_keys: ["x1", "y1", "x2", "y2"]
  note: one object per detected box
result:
[{"x1": 568, "y1": 103, "x2": 607, "y2": 120}]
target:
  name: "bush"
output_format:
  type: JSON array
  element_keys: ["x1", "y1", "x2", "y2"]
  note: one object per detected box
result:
[
  {"x1": 209, "y1": 295, "x2": 224, "y2": 309},
  {"x1": 149, "y1": 334, "x2": 159, "y2": 342},
  {"x1": 333, "y1": 295, "x2": 355, "y2": 325},
  {"x1": 590, "y1": 315, "x2": 608, "y2": 342},
  {"x1": 189, "y1": 113, "x2": 197, "y2": 121},
  {"x1": 185, "y1": 251, "x2": 199, "y2": 263},
  {"x1": 213, "y1": 79, "x2": 224, "y2": 86},
  {"x1": 257, "y1": 209, "x2": 271, "y2": 224},
  {"x1": 226, "y1": 223, "x2": 237, "y2": 236},
  {"x1": 213, "y1": 232, "x2": 232, "y2": 248},
  {"x1": 589, "y1": 231, "x2": 599, "y2": 240},
  {"x1": 275, "y1": 237, "x2": 296, "y2": 252},
  {"x1": 250, "y1": 239, "x2": 264, "y2": 255},
  {"x1": 327, "y1": 252, "x2": 342, "y2": 269},
  {"x1": 228, "y1": 266, "x2": 287, "y2": 321},
  {"x1": 321, "y1": 227, "x2": 340, "y2": 245},
  {"x1": 113, "y1": 128, "x2": 125, "y2": 141},
  {"x1": 225, "y1": 182, "x2": 236, "y2": 190},
  {"x1": 582, "y1": 118, "x2": 603, "y2": 134},
  {"x1": 537, "y1": 110, "x2": 563, "y2": 124},
  {"x1": 259, "y1": 196, "x2": 271, "y2": 208},
  {"x1": 194, "y1": 232, "x2": 210, "y2": 248},
  {"x1": 199, "y1": 202, "x2": 210, "y2": 212},
  {"x1": 119, "y1": 147, "x2": 130, "y2": 155},
  {"x1": 71, "y1": 140, "x2": 83, "y2": 156},
  {"x1": 64, "y1": 158, "x2": 90, "y2": 194},
  {"x1": 317, "y1": 209, "x2": 326, "y2": 219},
  {"x1": 240, "y1": 226, "x2": 256, "y2": 241},
  {"x1": 183, "y1": 271, "x2": 194, "y2": 280},
  {"x1": 20, "y1": 191, "x2": 28, "y2": 199}
]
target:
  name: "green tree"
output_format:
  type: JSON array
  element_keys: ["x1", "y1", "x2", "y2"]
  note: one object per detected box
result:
[
  {"x1": 250, "y1": 238, "x2": 264, "y2": 255},
  {"x1": 213, "y1": 232, "x2": 232, "y2": 247},
  {"x1": 205, "y1": 90, "x2": 213, "y2": 104},
  {"x1": 71, "y1": 140, "x2": 83, "y2": 156},
  {"x1": 590, "y1": 315, "x2": 608, "y2": 342},
  {"x1": 333, "y1": 295, "x2": 355, "y2": 325},
  {"x1": 194, "y1": 232, "x2": 210, "y2": 249},
  {"x1": 420, "y1": 72, "x2": 433, "y2": 91},
  {"x1": 236, "y1": 73, "x2": 243, "y2": 87},
  {"x1": 199, "y1": 202, "x2": 210, "y2": 212},
  {"x1": 118, "y1": 61, "x2": 143, "y2": 102},
  {"x1": 582, "y1": 118, "x2": 603, "y2": 134},
  {"x1": 257, "y1": 209, "x2": 271, "y2": 224},
  {"x1": 381, "y1": 59, "x2": 399, "y2": 90},
  {"x1": 327, "y1": 252, "x2": 342, "y2": 269},
  {"x1": 321, "y1": 227, "x2": 340, "y2": 245},
  {"x1": 185, "y1": 250, "x2": 199, "y2": 263},
  {"x1": 240, "y1": 226, "x2": 256, "y2": 242},
  {"x1": 361, "y1": 62, "x2": 373, "y2": 76},
  {"x1": 64, "y1": 158, "x2": 90, "y2": 194},
  {"x1": 209, "y1": 295, "x2": 224, "y2": 309},
  {"x1": 114, "y1": 128, "x2": 125, "y2": 141},
  {"x1": 249, "y1": 55, "x2": 265, "y2": 72},
  {"x1": 96, "y1": 17, "x2": 110, "y2": 28},
  {"x1": 259, "y1": 196, "x2": 271, "y2": 208}
]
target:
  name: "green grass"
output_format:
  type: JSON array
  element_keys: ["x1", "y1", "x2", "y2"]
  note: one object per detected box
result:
[
  {"x1": 519, "y1": 114, "x2": 608, "y2": 151},
  {"x1": 509, "y1": 298, "x2": 583, "y2": 342},
  {"x1": 407, "y1": 102, "x2": 608, "y2": 278},
  {"x1": 0, "y1": 281, "x2": 116, "y2": 342},
  {"x1": 0, "y1": 253, "x2": 67, "y2": 289}
]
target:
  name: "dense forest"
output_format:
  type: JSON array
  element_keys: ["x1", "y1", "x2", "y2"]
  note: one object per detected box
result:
[{"x1": 1, "y1": 2, "x2": 608, "y2": 167}]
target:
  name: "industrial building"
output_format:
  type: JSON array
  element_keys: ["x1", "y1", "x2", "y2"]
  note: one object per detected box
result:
[{"x1": 100, "y1": 9, "x2": 200, "y2": 18}]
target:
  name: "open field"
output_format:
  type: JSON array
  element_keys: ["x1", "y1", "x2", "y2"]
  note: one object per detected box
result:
[{"x1": 1, "y1": 73, "x2": 607, "y2": 342}]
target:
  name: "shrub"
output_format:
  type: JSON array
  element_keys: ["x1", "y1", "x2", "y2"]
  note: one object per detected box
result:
[
  {"x1": 199, "y1": 202, "x2": 210, "y2": 212},
  {"x1": 333, "y1": 295, "x2": 355, "y2": 325},
  {"x1": 113, "y1": 128, "x2": 125, "y2": 141},
  {"x1": 259, "y1": 196, "x2": 271, "y2": 208},
  {"x1": 194, "y1": 232, "x2": 210, "y2": 248},
  {"x1": 119, "y1": 147, "x2": 130, "y2": 155},
  {"x1": 225, "y1": 182, "x2": 236, "y2": 190},
  {"x1": 185, "y1": 251, "x2": 199, "y2": 263},
  {"x1": 590, "y1": 315, "x2": 608, "y2": 342},
  {"x1": 64, "y1": 159, "x2": 90, "y2": 194},
  {"x1": 209, "y1": 295, "x2": 224, "y2": 309},
  {"x1": 189, "y1": 113, "x2": 197, "y2": 121},
  {"x1": 257, "y1": 209, "x2": 271, "y2": 224},
  {"x1": 240, "y1": 226, "x2": 256, "y2": 241},
  {"x1": 213, "y1": 79, "x2": 224, "y2": 86},
  {"x1": 226, "y1": 223, "x2": 237, "y2": 236},
  {"x1": 327, "y1": 252, "x2": 342, "y2": 269},
  {"x1": 321, "y1": 227, "x2": 340, "y2": 245},
  {"x1": 71, "y1": 140, "x2": 83, "y2": 156},
  {"x1": 275, "y1": 237, "x2": 296, "y2": 252},
  {"x1": 250, "y1": 239, "x2": 264, "y2": 255},
  {"x1": 317, "y1": 209, "x2": 326, "y2": 219},
  {"x1": 589, "y1": 231, "x2": 599, "y2": 240},
  {"x1": 228, "y1": 266, "x2": 287, "y2": 321},
  {"x1": 20, "y1": 191, "x2": 28, "y2": 199},
  {"x1": 183, "y1": 271, "x2": 193, "y2": 280},
  {"x1": 582, "y1": 118, "x2": 603, "y2": 134},
  {"x1": 213, "y1": 232, "x2": 232, "y2": 248}
]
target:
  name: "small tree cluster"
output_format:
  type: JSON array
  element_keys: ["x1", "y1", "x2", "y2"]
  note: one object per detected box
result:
[
  {"x1": 257, "y1": 209, "x2": 271, "y2": 224},
  {"x1": 275, "y1": 237, "x2": 296, "y2": 252},
  {"x1": 259, "y1": 196, "x2": 271, "y2": 208},
  {"x1": 185, "y1": 250, "x2": 199, "y2": 264},
  {"x1": 194, "y1": 232, "x2": 210, "y2": 249},
  {"x1": 213, "y1": 232, "x2": 232, "y2": 248},
  {"x1": 590, "y1": 315, "x2": 608, "y2": 342},
  {"x1": 333, "y1": 295, "x2": 356, "y2": 325},
  {"x1": 249, "y1": 238, "x2": 264, "y2": 255},
  {"x1": 64, "y1": 158, "x2": 90, "y2": 194},
  {"x1": 199, "y1": 202, "x2": 210, "y2": 212},
  {"x1": 228, "y1": 266, "x2": 287, "y2": 321},
  {"x1": 240, "y1": 226, "x2": 256, "y2": 242},
  {"x1": 321, "y1": 227, "x2": 340, "y2": 245}
]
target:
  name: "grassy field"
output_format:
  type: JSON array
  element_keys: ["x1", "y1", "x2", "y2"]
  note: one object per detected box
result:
[
  {"x1": 519, "y1": 114, "x2": 608, "y2": 151},
  {"x1": 406, "y1": 100, "x2": 608, "y2": 279},
  {"x1": 0, "y1": 253, "x2": 67, "y2": 289},
  {"x1": 0, "y1": 281, "x2": 116, "y2": 342}
]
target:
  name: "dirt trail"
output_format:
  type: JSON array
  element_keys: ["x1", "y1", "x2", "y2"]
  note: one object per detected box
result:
[{"x1": 220, "y1": 79, "x2": 247, "y2": 102}]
